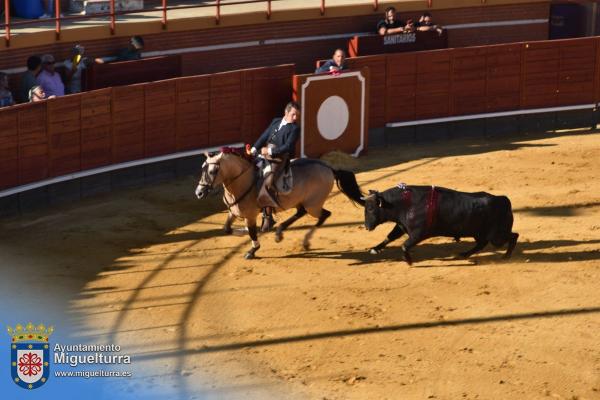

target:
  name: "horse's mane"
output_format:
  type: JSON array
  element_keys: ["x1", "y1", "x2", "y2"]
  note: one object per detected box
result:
[{"x1": 220, "y1": 146, "x2": 254, "y2": 163}]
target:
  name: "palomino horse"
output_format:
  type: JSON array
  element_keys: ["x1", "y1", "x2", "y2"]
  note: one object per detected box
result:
[{"x1": 195, "y1": 149, "x2": 364, "y2": 259}]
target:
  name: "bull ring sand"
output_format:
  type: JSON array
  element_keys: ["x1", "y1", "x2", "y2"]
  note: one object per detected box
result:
[{"x1": 1, "y1": 131, "x2": 599, "y2": 399}]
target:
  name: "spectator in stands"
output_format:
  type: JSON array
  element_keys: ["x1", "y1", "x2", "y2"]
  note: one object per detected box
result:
[
  {"x1": 0, "y1": 72, "x2": 15, "y2": 108},
  {"x1": 95, "y1": 36, "x2": 145, "y2": 64},
  {"x1": 63, "y1": 44, "x2": 90, "y2": 94},
  {"x1": 377, "y1": 7, "x2": 405, "y2": 36},
  {"x1": 404, "y1": 18, "x2": 415, "y2": 33},
  {"x1": 416, "y1": 12, "x2": 443, "y2": 35},
  {"x1": 40, "y1": 0, "x2": 54, "y2": 19},
  {"x1": 28, "y1": 85, "x2": 55, "y2": 102},
  {"x1": 315, "y1": 49, "x2": 346, "y2": 74},
  {"x1": 19, "y1": 55, "x2": 42, "y2": 103},
  {"x1": 37, "y1": 54, "x2": 65, "y2": 97}
]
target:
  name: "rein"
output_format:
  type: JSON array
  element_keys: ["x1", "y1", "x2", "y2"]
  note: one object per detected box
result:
[{"x1": 222, "y1": 165, "x2": 257, "y2": 209}]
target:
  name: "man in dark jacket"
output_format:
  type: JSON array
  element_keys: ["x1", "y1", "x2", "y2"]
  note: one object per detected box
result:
[
  {"x1": 251, "y1": 101, "x2": 301, "y2": 232},
  {"x1": 315, "y1": 49, "x2": 346, "y2": 74}
]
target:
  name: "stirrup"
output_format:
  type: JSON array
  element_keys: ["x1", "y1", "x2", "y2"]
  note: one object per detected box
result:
[{"x1": 261, "y1": 210, "x2": 276, "y2": 232}]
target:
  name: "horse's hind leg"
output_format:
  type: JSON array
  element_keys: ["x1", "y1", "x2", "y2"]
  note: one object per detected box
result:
[
  {"x1": 503, "y1": 232, "x2": 519, "y2": 259},
  {"x1": 302, "y1": 208, "x2": 331, "y2": 251},
  {"x1": 275, "y1": 206, "x2": 307, "y2": 243},
  {"x1": 244, "y1": 221, "x2": 260, "y2": 260},
  {"x1": 370, "y1": 223, "x2": 405, "y2": 255}
]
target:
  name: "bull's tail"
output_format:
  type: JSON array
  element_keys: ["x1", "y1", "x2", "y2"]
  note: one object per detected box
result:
[
  {"x1": 489, "y1": 195, "x2": 515, "y2": 247},
  {"x1": 333, "y1": 169, "x2": 365, "y2": 206}
]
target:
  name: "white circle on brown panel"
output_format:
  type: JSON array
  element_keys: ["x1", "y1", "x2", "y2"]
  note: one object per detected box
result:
[{"x1": 316, "y1": 95, "x2": 349, "y2": 141}]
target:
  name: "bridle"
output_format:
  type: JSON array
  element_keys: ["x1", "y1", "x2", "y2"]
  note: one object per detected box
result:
[{"x1": 199, "y1": 157, "x2": 257, "y2": 208}]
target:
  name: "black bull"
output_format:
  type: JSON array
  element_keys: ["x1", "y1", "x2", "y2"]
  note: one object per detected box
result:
[{"x1": 363, "y1": 185, "x2": 519, "y2": 265}]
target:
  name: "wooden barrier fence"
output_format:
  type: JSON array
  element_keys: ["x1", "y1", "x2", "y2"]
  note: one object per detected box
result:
[
  {"x1": 0, "y1": 64, "x2": 294, "y2": 191},
  {"x1": 344, "y1": 36, "x2": 599, "y2": 128},
  {"x1": 2, "y1": 36, "x2": 600, "y2": 193}
]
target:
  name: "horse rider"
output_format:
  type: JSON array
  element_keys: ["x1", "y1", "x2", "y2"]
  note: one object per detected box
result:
[{"x1": 250, "y1": 101, "x2": 301, "y2": 232}]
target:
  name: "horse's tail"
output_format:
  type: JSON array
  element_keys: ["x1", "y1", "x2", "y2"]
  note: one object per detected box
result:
[{"x1": 333, "y1": 169, "x2": 365, "y2": 206}]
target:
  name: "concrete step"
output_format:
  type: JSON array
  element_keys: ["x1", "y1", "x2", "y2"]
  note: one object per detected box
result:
[{"x1": 69, "y1": 0, "x2": 144, "y2": 14}]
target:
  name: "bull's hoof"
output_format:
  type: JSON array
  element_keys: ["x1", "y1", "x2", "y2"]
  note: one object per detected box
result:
[
  {"x1": 275, "y1": 231, "x2": 283, "y2": 243},
  {"x1": 403, "y1": 253, "x2": 413, "y2": 266},
  {"x1": 244, "y1": 252, "x2": 255, "y2": 260},
  {"x1": 302, "y1": 241, "x2": 311, "y2": 251},
  {"x1": 459, "y1": 251, "x2": 472, "y2": 259},
  {"x1": 369, "y1": 248, "x2": 381, "y2": 255},
  {"x1": 223, "y1": 227, "x2": 233, "y2": 235}
]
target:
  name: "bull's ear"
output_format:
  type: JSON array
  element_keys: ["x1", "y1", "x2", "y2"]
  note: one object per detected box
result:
[
  {"x1": 376, "y1": 194, "x2": 392, "y2": 209},
  {"x1": 368, "y1": 189, "x2": 378, "y2": 195}
]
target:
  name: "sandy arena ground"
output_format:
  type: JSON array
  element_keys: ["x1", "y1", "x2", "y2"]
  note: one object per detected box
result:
[{"x1": 1, "y1": 131, "x2": 600, "y2": 399}]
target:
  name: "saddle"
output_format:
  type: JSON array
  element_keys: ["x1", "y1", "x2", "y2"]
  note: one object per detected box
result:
[{"x1": 256, "y1": 158, "x2": 295, "y2": 208}]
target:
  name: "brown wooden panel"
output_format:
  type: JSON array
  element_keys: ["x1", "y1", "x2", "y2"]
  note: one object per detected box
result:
[
  {"x1": 209, "y1": 71, "x2": 243, "y2": 147},
  {"x1": 47, "y1": 96, "x2": 81, "y2": 177},
  {"x1": 0, "y1": 109, "x2": 19, "y2": 189},
  {"x1": 176, "y1": 75, "x2": 210, "y2": 151},
  {"x1": 522, "y1": 42, "x2": 560, "y2": 108},
  {"x1": 17, "y1": 103, "x2": 48, "y2": 184},
  {"x1": 81, "y1": 88, "x2": 112, "y2": 170},
  {"x1": 144, "y1": 80, "x2": 177, "y2": 157},
  {"x1": 86, "y1": 55, "x2": 182, "y2": 90},
  {"x1": 112, "y1": 85, "x2": 144, "y2": 162},
  {"x1": 385, "y1": 53, "x2": 417, "y2": 122},
  {"x1": 416, "y1": 50, "x2": 451, "y2": 119},
  {"x1": 347, "y1": 55, "x2": 386, "y2": 127}
]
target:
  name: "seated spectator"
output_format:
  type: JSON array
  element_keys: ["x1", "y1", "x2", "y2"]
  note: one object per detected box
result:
[
  {"x1": 28, "y1": 85, "x2": 55, "y2": 102},
  {"x1": 95, "y1": 36, "x2": 145, "y2": 64},
  {"x1": 316, "y1": 49, "x2": 346, "y2": 74},
  {"x1": 377, "y1": 7, "x2": 405, "y2": 36},
  {"x1": 416, "y1": 12, "x2": 443, "y2": 35},
  {"x1": 63, "y1": 44, "x2": 90, "y2": 94},
  {"x1": 37, "y1": 54, "x2": 65, "y2": 97},
  {"x1": 19, "y1": 55, "x2": 42, "y2": 103},
  {"x1": 0, "y1": 72, "x2": 15, "y2": 108}
]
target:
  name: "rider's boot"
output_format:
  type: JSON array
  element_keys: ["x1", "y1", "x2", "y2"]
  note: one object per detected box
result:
[{"x1": 261, "y1": 207, "x2": 276, "y2": 233}]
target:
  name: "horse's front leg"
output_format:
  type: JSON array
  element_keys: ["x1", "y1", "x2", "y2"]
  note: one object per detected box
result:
[
  {"x1": 244, "y1": 217, "x2": 260, "y2": 260},
  {"x1": 223, "y1": 212, "x2": 235, "y2": 235}
]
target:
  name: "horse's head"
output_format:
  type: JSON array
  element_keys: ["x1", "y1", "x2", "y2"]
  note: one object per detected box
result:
[{"x1": 195, "y1": 152, "x2": 224, "y2": 199}]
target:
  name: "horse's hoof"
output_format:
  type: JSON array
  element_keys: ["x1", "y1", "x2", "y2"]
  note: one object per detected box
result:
[
  {"x1": 244, "y1": 252, "x2": 255, "y2": 260},
  {"x1": 369, "y1": 248, "x2": 380, "y2": 255},
  {"x1": 275, "y1": 232, "x2": 283, "y2": 243}
]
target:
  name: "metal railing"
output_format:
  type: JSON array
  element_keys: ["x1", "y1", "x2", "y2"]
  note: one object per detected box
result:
[{"x1": 1, "y1": 0, "x2": 384, "y2": 47}]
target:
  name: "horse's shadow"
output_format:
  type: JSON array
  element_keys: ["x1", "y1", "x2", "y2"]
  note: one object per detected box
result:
[{"x1": 271, "y1": 238, "x2": 600, "y2": 267}]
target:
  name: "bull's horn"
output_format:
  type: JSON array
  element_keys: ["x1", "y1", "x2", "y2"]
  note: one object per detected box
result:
[
  {"x1": 368, "y1": 189, "x2": 378, "y2": 194},
  {"x1": 360, "y1": 193, "x2": 376, "y2": 201}
]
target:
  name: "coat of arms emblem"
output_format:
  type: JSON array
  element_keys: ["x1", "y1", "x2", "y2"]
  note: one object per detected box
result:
[{"x1": 7, "y1": 322, "x2": 53, "y2": 389}]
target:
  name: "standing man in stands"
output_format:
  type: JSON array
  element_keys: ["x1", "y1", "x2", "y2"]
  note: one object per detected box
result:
[
  {"x1": 377, "y1": 7, "x2": 405, "y2": 35},
  {"x1": 19, "y1": 55, "x2": 41, "y2": 103},
  {"x1": 63, "y1": 44, "x2": 89, "y2": 94},
  {"x1": 37, "y1": 54, "x2": 64, "y2": 98},
  {"x1": 250, "y1": 101, "x2": 301, "y2": 232},
  {"x1": 316, "y1": 49, "x2": 347, "y2": 74}
]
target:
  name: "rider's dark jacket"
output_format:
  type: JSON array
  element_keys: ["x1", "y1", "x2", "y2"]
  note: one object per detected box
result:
[{"x1": 252, "y1": 118, "x2": 299, "y2": 159}]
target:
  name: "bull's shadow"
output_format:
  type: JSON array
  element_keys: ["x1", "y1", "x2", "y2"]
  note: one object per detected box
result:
[{"x1": 277, "y1": 237, "x2": 600, "y2": 267}]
